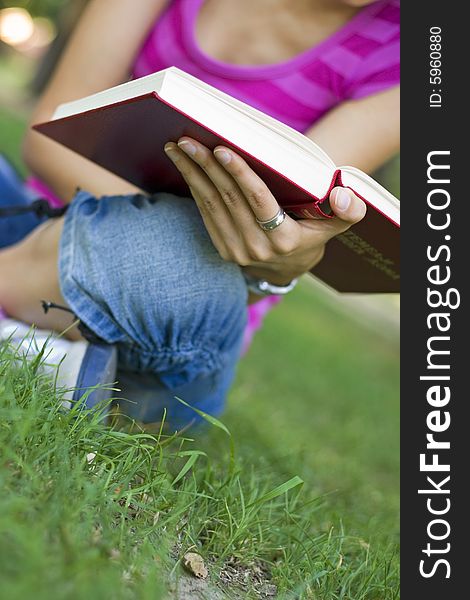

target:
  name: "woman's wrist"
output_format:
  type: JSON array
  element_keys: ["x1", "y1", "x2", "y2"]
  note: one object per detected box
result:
[
  {"x1": 242, "y1": 245, "x2": 324, "y2": 287},
  {"x1": 242, "y1": 266, "x2": 297, "y2": 287},
  {"x1": 244, "y1": 273, "x2": 299, "y2": 297}
]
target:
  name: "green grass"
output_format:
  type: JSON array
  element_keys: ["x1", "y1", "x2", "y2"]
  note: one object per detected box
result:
[
  {"x1": 0, "y1": 104, "x2": 399, "y2": 598},
  {"x1": 0, "y1": 286, "x2": 399, "y2": 599}
]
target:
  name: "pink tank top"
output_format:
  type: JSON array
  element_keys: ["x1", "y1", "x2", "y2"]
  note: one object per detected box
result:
[
  {"x1": 133, "y1": 0, "x2": 400, "y2": 130},
  {"x1": 29, "y1": 0, "x2": 400, "y2": 352}
]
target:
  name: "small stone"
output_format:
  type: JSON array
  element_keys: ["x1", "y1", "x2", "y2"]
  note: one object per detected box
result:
[{"x1": 182, "y1": 552, "x2": 208, "y2": 579}]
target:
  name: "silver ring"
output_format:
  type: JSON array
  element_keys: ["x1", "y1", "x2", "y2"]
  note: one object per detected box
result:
[{"x1": 256, "y1": 207, "x2": 286, "y2": 231}]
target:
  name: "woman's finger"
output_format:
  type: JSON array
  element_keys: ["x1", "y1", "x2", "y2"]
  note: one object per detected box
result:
[
  {"x1": 177, "y1": 137, "x2": 257, "y2": 230},
  {"x1": 164, "y1": 143, "x2": 248, "y2": 263},
  {"x1": 177, "y1": 138, "x2": 300, "y2": 258},
  {"x1": 164, "y1": 142, "x2": 232, "y2": 226},
  {"x1": 212, "y1": 145, "x2": 285, "y2": 223}
]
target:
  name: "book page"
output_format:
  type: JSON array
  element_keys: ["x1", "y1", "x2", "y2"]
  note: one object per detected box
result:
[
  {"x1": 171, "y1": 68, "x2": 336, "y2": 169},
  {"x1": 341, "y1": 166, "x2": 400, "y2": 225},
  {"x1": 52, "y1": 71, "x2": 166, "y2": 120},
  {"x1": 161, "y1": 71, "x2": 335, "y2": 196}
]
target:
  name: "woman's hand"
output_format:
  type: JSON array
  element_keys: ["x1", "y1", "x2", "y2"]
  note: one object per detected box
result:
[{"x1": 164, "y1": 137, "x2": 367, "y2": 286}]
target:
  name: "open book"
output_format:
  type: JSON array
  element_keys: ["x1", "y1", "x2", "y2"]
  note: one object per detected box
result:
[{"x1": 34, "y1": 66, "x2": 400, "y2": 293}]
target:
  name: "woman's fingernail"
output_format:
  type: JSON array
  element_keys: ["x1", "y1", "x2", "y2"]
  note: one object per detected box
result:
[
  {"x1": 335, "y1": 188, "x2": 351, "y2": 212},
  {"x1": 214, "y1": 148, "x2": 232, "y2": 165},
  {"x1": 178, "y1": 139, "x2": 197, "y2": 156},
  {"x1": 164, "y1": 143, "x2": 178, "y2": 160}
]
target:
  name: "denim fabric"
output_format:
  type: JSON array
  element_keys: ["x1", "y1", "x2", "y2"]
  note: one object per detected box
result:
[
  {"x1": 0, "y1": 155, "x2": 45, "y2": 248},
  {"x1": 59, "y1": 191, "x2": 248, "y2": 428}
]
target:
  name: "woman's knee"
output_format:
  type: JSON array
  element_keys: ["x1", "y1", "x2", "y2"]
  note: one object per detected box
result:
[{"x1": 59, "y1": 191, "x2": 248, "y2": 383}]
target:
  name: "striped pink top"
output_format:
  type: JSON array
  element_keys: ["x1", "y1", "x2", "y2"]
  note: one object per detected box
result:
[
  {"x1": 29, "y1": 0, "x2": 400, "y2": 352},
  {"x1": 133, "y1": 0, "x2": 400, "y2": 132}
]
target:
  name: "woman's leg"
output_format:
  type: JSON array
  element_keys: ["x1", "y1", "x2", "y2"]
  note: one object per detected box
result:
[
  {"x1": 2, "y1": 190, "x2": 248, "y2": 428},
  {"x1": 58, "y1": 191, "x2": 248, "y2": 427},
  {"x1": 0, "y1": 218, "x2": 118, "y2": 409},
  {"x1": 0, "y1": 218, "x2": 83, "y2": 338}
]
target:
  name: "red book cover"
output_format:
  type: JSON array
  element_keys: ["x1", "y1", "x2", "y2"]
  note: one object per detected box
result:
[{"x1": 34, "y1": 92, "x2": 399, "y2": 293}]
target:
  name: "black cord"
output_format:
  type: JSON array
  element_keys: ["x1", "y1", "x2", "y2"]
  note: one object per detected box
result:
[
  {"x1": 41, "y1": 300, "x2": 106, "y2": 345},
  {"x1": 0, "y1": 198, "x2": 68, "y2": 219},
  {"x1": 41, "y1": 300, "x2": 75, "y2": 315}
]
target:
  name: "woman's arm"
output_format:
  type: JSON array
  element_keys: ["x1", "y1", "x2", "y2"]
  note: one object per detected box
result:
[
  {"x1": 23, "y1": 0, "x2": 168, "y2": 202},
  {"x1": 306, "y1": 86, "x2": 400, "y2": 171}
]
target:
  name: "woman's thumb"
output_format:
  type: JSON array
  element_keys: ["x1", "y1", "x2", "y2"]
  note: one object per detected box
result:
[{"x1": 329, "y1": 187, "x2": 367, "y2": 224}]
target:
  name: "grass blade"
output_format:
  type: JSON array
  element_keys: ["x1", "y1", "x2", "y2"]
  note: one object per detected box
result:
[
  {"x1": 247, "y1": 476, "x2": 304, "y2": 508},
  {"x1": 172, "y1": 451, "x2": 203, "y2": 485}
]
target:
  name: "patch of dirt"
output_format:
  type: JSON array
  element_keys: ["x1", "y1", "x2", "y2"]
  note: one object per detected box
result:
[
  {"x1": 167, "y1": 573, "x2": 227, "y2": 600},
  {"x1": 218, "y1": 556, "x2": 277, "y2": 598},
  {"x1": 167, "y1": 554, "x2": 277, "y2": 599}
]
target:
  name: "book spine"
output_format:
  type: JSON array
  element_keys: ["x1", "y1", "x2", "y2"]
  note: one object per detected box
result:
[
  {"x1": 286, "y1": 169, "x2": 345, "y2": 219},
  {"x1": 287, "y1": 203, "x2": 330, "y2": 220}
]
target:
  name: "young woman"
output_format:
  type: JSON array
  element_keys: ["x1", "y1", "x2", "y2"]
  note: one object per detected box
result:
[{"x1": 0, "y1": 0, "x2": 399, "y2": 428}]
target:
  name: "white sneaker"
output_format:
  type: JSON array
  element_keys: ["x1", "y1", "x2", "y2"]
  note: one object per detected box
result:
[{"x1": 0, "y1": 317, "x2": 118, "y2": 409}]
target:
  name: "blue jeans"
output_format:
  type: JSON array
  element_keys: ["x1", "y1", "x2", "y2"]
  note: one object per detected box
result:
[
  {"x1": 0, "y1": 155, "x2": 45, "y2": 248},
  {"x1": 59, "y1": 191, "x2": 248, "y2": 429}
]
